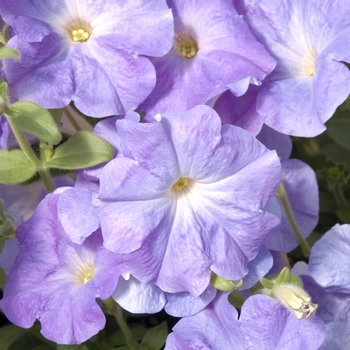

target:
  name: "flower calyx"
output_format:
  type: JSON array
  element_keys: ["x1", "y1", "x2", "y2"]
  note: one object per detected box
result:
[{"x1": 255, "y1": 267, "x2": 317, "y2": 320}]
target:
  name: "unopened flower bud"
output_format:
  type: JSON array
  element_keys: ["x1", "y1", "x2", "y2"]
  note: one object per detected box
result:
[{"x1": 272, "y1": 283, "x2": 318, "y2": 320}]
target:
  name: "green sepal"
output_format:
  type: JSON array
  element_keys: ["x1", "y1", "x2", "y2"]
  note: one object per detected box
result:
[
  {"x1": 0, "y1": 200, "x2": 7, "y2": 222},
  {"x1": 0, "y1": 202, "x2": 16, "y2": 238},
  {"x1": 44, "y1": 131, "x2": 114, "y2": 170},
  {"x1": 9, "y1": 101, "x2": 61, "y2": 144},
  {"x1": 140, "y1": 322, "x2": 168, "y2": 350},
  {"x1": 211, "y1": 273, "x2": 242, "y2": 291},
  {"x1": 260, "y1": 278, "x2": 274, "y2": 290},
  {"x1": 274, "y1": 267, "x2": 290, "y2": 285},
  {"x1": 1, "y1": 218, "x2": 16, "y2": 238},
  {"x1": 228, "y1": 290, "x2": 246, "y2": 308},
  {"x1": 0, "y1": 149, "x2": 37, "y2": 184},
  {"x1": 288, "y1": 273, "x2": 304, "y2": 288},
  {"x1": 0, "y1": 46, "x2": 20, "y2": 61},
  {"x1": 0, "y1": 81, "x2": 8, "y2": 100},
  {"x1": 4, "y1": 105, "x2": 21, "y2": 118},
  {"x1": 49, "y1": 108, "x2": 64, "y2": 127}
]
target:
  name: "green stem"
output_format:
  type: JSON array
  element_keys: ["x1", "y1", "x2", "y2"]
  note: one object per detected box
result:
[
  {"x1": 333, "y1": 183, "x2": 350, "y2": 210},
  {"x1": 64, "y1": 107, "x2": 81, "y2": 131},
  {"x1": 103, "y1": 298, "x2": 132, "y2": 343},
  {"x1": 6, "y1": 117, "x2": 40, "y2": 167},
  {"x1": 6, "y1": 117, "x2": 55, "y2": 193},
  {"x1": 115, "y1": 304, "x2": 132, "y2": 343},
  {"x1": 276, "y1": 183, "x2": 311, "y2": 258},
  {"x1": 37, "y1": 166, "x2": 55, "y2": 193}
]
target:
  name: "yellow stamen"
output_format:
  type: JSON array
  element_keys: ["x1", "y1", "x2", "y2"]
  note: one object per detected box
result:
[
  {"x1": 172, "y1": 177, "x2": 189, "y2": 191},
  {"x1": 72, "y1": 28, "x2": 90, "y2": 42}
]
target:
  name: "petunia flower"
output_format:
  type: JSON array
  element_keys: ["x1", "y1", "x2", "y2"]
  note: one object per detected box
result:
[
  {"x1": 139, "y1": 0, "x2": 276, "y2": 119},
  {"x1": 165, "y1": 292, "x2": 325, "y2": 350},
  {"x1": 0, "y1": 0, "x2": 174, "y2": 117},
  {"x1": 111, "y1": 245, "x2": 272, "y2": 316},
  {"x1": 239, "y1": 0, "x2": 350, "y2": 136},
  {"x1": 307, "y1": 223, "x2": 350, "y2": 349},
  {"x1": 0, "y1": 191, "x2": 125, "y2": 344},
  {"x1": 94, "y1": 105, "x2": 281, "y2": 296}
]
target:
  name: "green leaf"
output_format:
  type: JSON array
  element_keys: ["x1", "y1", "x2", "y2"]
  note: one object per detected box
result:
[
  {"x1": 9, "y1": 101, "x2": 61, "y2": 144},
  {"x1": 141, "y1": 322, "x2": 168, "y2": 350},
  {"x1": 44, "y1": 131, "x2": 114, "y2": 170},
  {"x1": 327, "y1": 119, "x2": 350, "y2": 151},
  {"x1": 0, "y1": 46, "x2": 20, "y2": 60},
  {"x1": 0, "y1": 149, "x2": 37, "y2": 184},
  {"x1": 0, "y1": 325, "x2": 26, "y2": 350}
]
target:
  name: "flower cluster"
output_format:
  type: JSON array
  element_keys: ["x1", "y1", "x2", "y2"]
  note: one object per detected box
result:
[{"x1": 0, "y1": 0, "x2": 349, "y2": 348}]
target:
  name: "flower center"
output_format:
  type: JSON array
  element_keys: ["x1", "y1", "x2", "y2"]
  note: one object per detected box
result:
[
  {"x1": 174, "y1": 31, "x2": 198, "y2": 59},
  {"x1": 62, "y1": 18, "x2": 92, "y2": 43},
  {"x1": 72, "y1": 28, "x2": 90, "y2": 42},
  {"x1": 301, "y1": 52, "x2": 317, "y2": 77},
  {"x1": 75, "y1": 259, "x2": 95, "y2": 284},
  {"x1": 172, "y1": 177, "x2": 190, "y2": 192}
]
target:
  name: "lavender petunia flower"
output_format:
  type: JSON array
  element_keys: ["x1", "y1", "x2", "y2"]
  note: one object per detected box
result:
[
  {"x1": 211, "y1": 85, "x2": 264, "y2": 136},
  {"x1": 165, "y1": 293, "x2": 325, "y2": 350},
  {"x1": 302, "y1": 224, "x2": 350, "y2": 349},
  {"x1": 95, "y1": 105, "x2": 281, "y2": 296},
  {"x1": 112, "y1": 246, "x2": 271, "y2": 317},
  {"x1": 0, "y1": 192, "x2": 124, "y2": 344},
  {"x1": 0, "y1": 0, "x2": 174, "y2": 117},
  {"x1": 292, "y1": 261, "x2": 349, "y2": 350},
  {"x1": 139, "y1": 0, "x2": 276, "y2": 119},
  {"x1": 240, "y1": 0, "x2": 350, "y2": 136},
  {"x1": 309, "y1": 224, "x2": 350, "y2": 294}
]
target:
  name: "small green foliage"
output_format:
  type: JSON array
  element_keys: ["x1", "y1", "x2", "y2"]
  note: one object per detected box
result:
[
  {"x1": 274, "y1": 267, "x2": 290, "y2": 285},
  {"x1": 8, "y1": 101, "x2": 62, "y2": 144},
  {"x1": 49, "y1": 108, "x2": 64, "y2": 127},
  {"x1": 260, "y1": 278, "x2": 274, "y2": 290},
  {"x1": 0, "y1": 46, "x2": 20, "y2": 61},
  {"x1": 211, "y1": 273, "x2": 242, "y2": 291},
  {"x1": 317, "y1": 159, "x2": 348, "y2": 191},
  {"x1": 0, "y1": 81, "x2": 8, "y2": 100},
  {"x1": 0, "y1": 149, "x2": 37, "y2": 184},
  {"x1": 44, "y1": 131, "x2": 114, "y2": 170},
  {"x1": 140, "y1": 322, "x2": 168, "y2": 350},
  {"x1": 255, "y1": 267, "x2": 298, "y2": 294}
]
